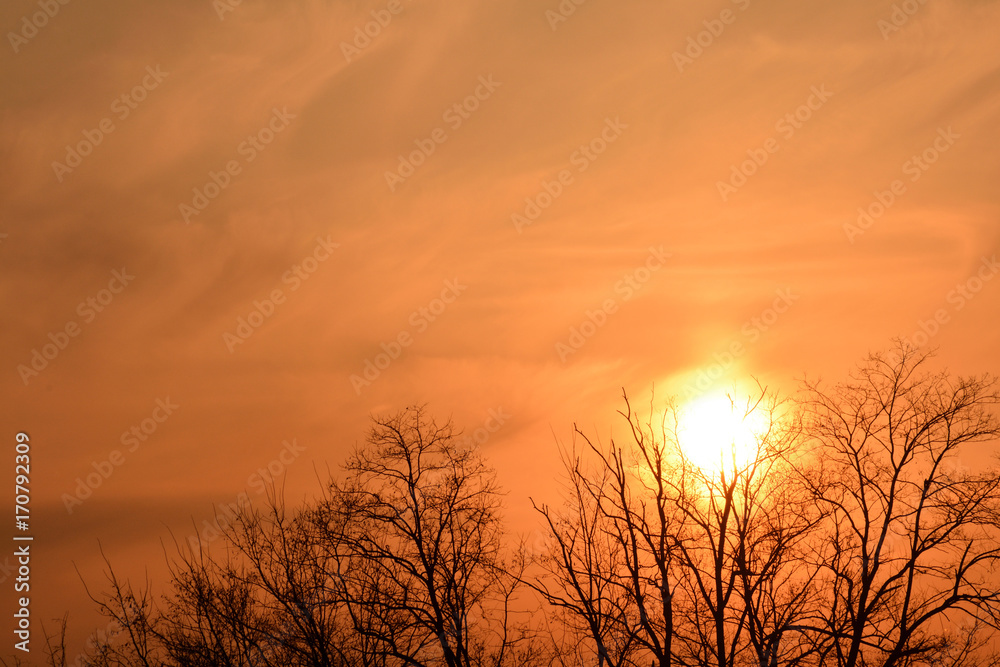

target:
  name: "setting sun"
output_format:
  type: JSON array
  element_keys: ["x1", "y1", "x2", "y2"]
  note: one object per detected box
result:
[
  {"x1": 7, "y1": 0, "x2": 1000, "y2": 660},
  {"x1": 677, "y1": 392, "x2": 768, "y2": 473}
]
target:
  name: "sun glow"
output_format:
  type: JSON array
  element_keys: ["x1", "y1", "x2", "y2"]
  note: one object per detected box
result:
[{"x1": 677, "y1": 392, "x2": 768, "y2": 474}]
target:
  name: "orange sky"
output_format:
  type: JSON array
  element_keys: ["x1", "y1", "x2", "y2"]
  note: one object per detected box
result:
[{"x1": 2, "y1": 0, "x2": 1000, "y2": 659}]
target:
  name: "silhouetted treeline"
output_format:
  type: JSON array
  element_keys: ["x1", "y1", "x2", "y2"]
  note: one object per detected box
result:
[{"x1": 21, "y1": 344, "x2": 1000, "y2": 667}]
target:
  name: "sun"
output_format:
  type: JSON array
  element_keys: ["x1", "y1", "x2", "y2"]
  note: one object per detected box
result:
[{"x1": 677, "y1": 391, "x2": 767, "y2": 473}]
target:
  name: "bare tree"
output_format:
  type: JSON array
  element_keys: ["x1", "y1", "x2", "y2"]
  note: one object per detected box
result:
[
  {"x1": 530, "y1": 452, "x2": 641, "y2": 667},
  {"x1": 124, "y1": 489, "x2": 353, "y2": 667},
  {"x1": 74, "y1": 547, "x2": 165, "y2": 667},
  {"x1": 79, "y1": 407, "x2": 536, "y2": 667},
  {"x1": 0, "y1": 614, "x2": 70, "y2": 667},
  {"x1": 312, "y1": 405, "x2": 535, "y2": 667},
  {"x1": 797, "y1": 343, "x2": 1000, "y2": 667},
  {"x1": 70, "y1": 350, "x2": 1000, "y2": 667},
  {"x1": 531, "y1": 388, "x2": 821, "y2": 667}
]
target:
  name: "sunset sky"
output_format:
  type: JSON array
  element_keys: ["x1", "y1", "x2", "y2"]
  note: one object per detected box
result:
[{"x1": 2, "y1": 0, "x2": 1000, "y2": 657}]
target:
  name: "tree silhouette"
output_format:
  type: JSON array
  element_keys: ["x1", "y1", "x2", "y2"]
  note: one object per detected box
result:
[
  {"x1": 797, "y1": 344, "x2": 1000, "y2": 667},
  {"x1": 528, "y1": 345, "x2": 1000, "y2": 667},
  {"x1": 529, "y1": 387, "x2": 822, "y2": 667},
  {"x1": 312, "y1": 406, "x2": 534, "y2": 667},
  {"x1": 69, "y1": 406, "x2": 534, "y2": 667},
  {"x1": 60, "y1": 347, "x2": 1000, "y2": 667}
]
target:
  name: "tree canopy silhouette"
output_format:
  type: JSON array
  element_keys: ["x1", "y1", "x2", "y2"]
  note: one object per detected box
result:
[{"x1": 34, "y1": 344, "x2": 1000, "y2": 667}]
